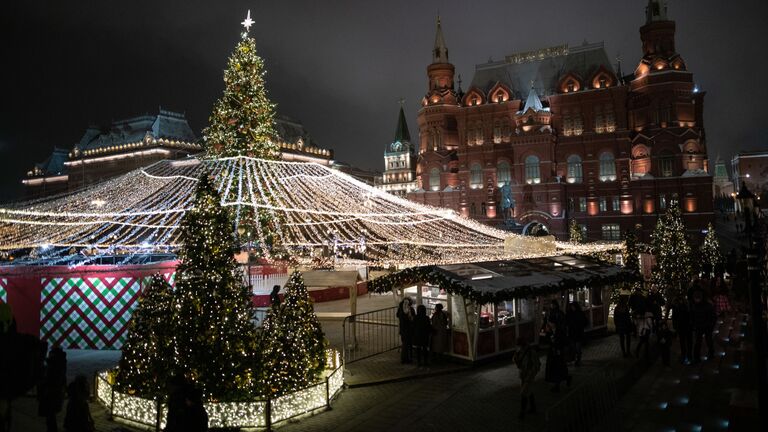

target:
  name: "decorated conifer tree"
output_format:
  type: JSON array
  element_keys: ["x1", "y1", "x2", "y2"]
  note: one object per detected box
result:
[
  {"x1": 259, "y1": 271, "x2": 325, "y2": 396},
  {"x1": 568, "y1": 219, "x2": 584, "y2": 243},
  {"x1": 651, "y1": 201, "x2": 693, "y2": 298},
  {"x1": 203, "y1": 14, "x2": 288, "y2": 261},
  {"x1": 172, "y1": 173, "x2": 258, "y2": 400},
  {"x1": 203, "y1": 16, "x2": 279, "y2": 159},
  {"x1": 115, "y1": 274, "x2": 174, "y2": 398},
  {"x1": 622, "y1": 226, "x2": 640, "y2": 274},
  {"x1": 701, "y1": 222, "x2": 723, "y2": 277}
]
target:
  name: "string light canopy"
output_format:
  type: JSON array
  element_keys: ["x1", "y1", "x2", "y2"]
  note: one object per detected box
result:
[{"x1": 0, "y1": 155, "x2": 618, "y2": 267}]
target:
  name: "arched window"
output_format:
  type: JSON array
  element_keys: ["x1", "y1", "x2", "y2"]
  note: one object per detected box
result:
[
  {"x1": 525, "y1": 155, "x2": 540, "y2": 184},
  {"x1": 599, "y1": 152, "x2": 616, "y2": 182},
  {"x1": 566, "y1": 155, "x2": 583, "y2": 184},
  {"x1": 496, "y1": 161, "x2": 511, "y2": 187},
  {"x1": 470, "y1": 163, "x2": 483, "y2": 189},
  {"x1": 429, "y1": 168, "x2": 441, "y2": 191}
]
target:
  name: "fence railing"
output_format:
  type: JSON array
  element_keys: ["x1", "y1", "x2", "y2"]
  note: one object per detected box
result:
[
  {"x1": 96, "y1": 349, "x2": 343, "y2": 432},
  {"x1": 342, "y1": 306, "x2": 400, "y2": 364}
]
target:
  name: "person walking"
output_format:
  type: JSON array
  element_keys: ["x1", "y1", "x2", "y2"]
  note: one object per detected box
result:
[
  {"x1": 670, "y1": 296, "x2": 693, "y2": 364},
  {"x1": 544, "y1": 322, "x2": 571, "y2": 392},
  {"x1": 634, "y1": 311, "x2": 653, "y2": 360},
  {"x1": 513, "y1": 337, "x2": 541, "y2": 420},
  {"x1": 657, "y1": 320, "x2": 673, "y2": 367},
  {"x1": 712, "y1": 289, "x2": 732, "y2": 317},
  {"x1": 63, "y1": 375, "x2": 94, "y2": 432},
  {"x1": 396, "y1": 297, "x2": 415, "y2": 364},
  {"x1": 690, "y1": 290, "x2": 716, "y2": 363},
  {"x1": 566, "y1": 302, "x2": 587, "y2": 366},
  {"x1": 613, "y1": 299, "x2": 633, "y2": 357},
  {"x1": 38, "y1": 347, "x2": 66, "y2": 432},
  {"x1": 430, "y1": 303, "x2": 449, "y2": 362},
  {"x1": 412, "y1": 305, "x2": 432, "y2": 367}
]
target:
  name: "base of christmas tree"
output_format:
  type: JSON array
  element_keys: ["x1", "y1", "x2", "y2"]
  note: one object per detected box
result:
[{"x1": 96, "y1": 349, "x2": 344, "y2": 430}]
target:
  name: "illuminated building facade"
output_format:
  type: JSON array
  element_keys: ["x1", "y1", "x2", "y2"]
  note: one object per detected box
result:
[
  {"x1": 409, "y1": 2, "x2": 713, "y2": 242},
  {"x1": 23, "y1": 110, "x2": 333, "y2": 198}
]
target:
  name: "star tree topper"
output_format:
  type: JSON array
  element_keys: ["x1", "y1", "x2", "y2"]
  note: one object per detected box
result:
[{"x1": 241, "y1": 10, "x2": 254, "y2": 34}]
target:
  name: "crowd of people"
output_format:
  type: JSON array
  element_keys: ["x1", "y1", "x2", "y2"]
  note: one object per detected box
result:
[
  {"x1": 0, "y1": 303, "x2": 99, "y2": 432},
  {"x1": 616, "y1": 280, "x2": 726, "y2": 367},
  {"x1": 396, "y1": 297, "x2": 450, "y2": 367}
]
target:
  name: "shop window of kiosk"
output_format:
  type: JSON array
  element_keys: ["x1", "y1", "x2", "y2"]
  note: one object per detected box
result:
[
  {"x1": 496, "y1": 299, "x2": 534, "y2": 327},
  {"x1": 590, "y1": 286, "x2": 603, "y2": 306},
  {"x1": 479, "y1": 303, "x2": 495, "y2": 330},
  {"x1": 568, "y1": 287, "x2": 591, "y2": 309},
  {"x1": 451, "y1": 295, "x2": 468, "y2": 332}
]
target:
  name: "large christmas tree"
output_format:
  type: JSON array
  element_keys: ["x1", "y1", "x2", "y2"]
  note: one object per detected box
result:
[
  {"x1": 701, "y1": 222, "x2": 723, "y2": 277},
  {"x1": 203, "y1": 15, "x2": 279, "y2": 159},
  {"x1": 204, "y1": 13, "x2": 288, "y2": 261},
  {"x1": 172, "y1": 174, "x2": 259, "y2": 400},
  {"x1": 259, "y1": 271, "x2": 326, "y2": 396},
  {"x1": 115, "y1": 274, "x2": 175, "y2": 398},
  {"x1": 651, "y1": 201, "x2": 693, "y2": 298}
]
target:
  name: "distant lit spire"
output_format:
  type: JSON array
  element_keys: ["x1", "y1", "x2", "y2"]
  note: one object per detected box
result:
[
  {"x1": 646, "y1": 0, "x2": 668, "y2": 24},
  {"x1": 433, "y1": 16, "x2": 449, "y2": 63}
]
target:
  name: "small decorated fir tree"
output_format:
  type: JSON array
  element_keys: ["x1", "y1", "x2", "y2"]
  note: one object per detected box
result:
[
  {"x1": 115, "y1": 274, "x2": 175, "y2": 398},
  {"x1": 651, "y1": 201, "x2": 693, "y2": 298},
  {"x1": 701, "y1": 222, "x2": 723, "y2": 277},
  {"x1": 172, "y1": 174, "x2": 259, "y2": 400},
  {"x1": 568, "y1": 219, "x2": 584, "y2": 243},
  {"x1": 259, "y1": 271, "x2": 325, "y2": 396},
  {"x1": 622, "y1": 226, "x2": 640, "y2": 273},
  {"x1": 203, "y1": 23, "x2": 279, "y2": 159}
]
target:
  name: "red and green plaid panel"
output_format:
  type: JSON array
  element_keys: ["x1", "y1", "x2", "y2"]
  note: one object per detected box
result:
[
  {"x1": 0, "y1": 278, "x2": 6, "y2": 303},
  {"x1": 40, "y1": 276, "x2": 143, "y2": 349}
]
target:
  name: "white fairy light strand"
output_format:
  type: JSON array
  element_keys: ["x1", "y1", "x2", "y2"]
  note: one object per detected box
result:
[{"x1": 0, "y1": 155, "x2": 618, "y2": 265}]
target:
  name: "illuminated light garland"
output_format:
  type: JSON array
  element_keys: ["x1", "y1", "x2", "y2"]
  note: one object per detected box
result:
[
  {"x1": 0, "y1": 155, "x2": 618, "y2": 266},
  {"x1": 95, "y1": 349, "x2": 344, "y2": 430}
]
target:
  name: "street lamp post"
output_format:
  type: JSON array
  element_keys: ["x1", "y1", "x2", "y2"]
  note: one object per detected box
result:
[{"x1": 736, "y1": 182, "x2": 767, "y2": 423}]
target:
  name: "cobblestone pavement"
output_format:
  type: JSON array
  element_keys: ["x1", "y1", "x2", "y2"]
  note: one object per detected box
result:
[{"x1": 595, "y1": 310, "x2": 755, "y2": 432}]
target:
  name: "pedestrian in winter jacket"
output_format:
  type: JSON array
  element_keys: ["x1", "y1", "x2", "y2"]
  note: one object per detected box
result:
[
  {"x1": 613, "y1": 300, "x2": 633, "y2": 357},
  {"x1": 670, "y1": 296, "x2": 693, "y2": 363},
  {"x1": 566, "y1": 302, "x2": 587, "y2": 366},
  {"x1": 690, "y1": 290, "x2": 716, "y2": 363},
  {"x1": 413, "y1": 305, "x2": 432, "y2": 367},
  {"x1": 513, "y1": 337, "x2": 541, "y2": 420},
  {"x1": 63, "y1": 375, "x2": 94, "y2": 432},
  {"x1": 396, "y1": 298, "x2": 415, "y2": 364}
]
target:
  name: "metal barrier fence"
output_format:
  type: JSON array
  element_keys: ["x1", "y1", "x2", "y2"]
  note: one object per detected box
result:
[{"x1": 342, "y1": 306, "x2": 400, "y2": 364}]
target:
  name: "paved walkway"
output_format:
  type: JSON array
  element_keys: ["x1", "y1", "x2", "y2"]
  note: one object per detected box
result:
[
  {"x1": 595, "y1": 310, "x2": 756, "y2": 432},
  {"x1": 8, "y1": 294, "x2": 653, "y2": 432}
]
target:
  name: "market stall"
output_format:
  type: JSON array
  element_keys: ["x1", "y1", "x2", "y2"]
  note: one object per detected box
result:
[{"x1": 369, "y1": 255, "x2": 636, "y2": 362}]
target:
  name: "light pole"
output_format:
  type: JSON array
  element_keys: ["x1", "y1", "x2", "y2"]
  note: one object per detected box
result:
[{"x1": 737, "y1": 182, "x2": 766, "y2": 423}]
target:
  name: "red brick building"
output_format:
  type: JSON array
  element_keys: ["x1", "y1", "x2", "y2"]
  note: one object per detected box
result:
[{"x1": 408, "y1": 2, "x2": 713, "y2": 242}]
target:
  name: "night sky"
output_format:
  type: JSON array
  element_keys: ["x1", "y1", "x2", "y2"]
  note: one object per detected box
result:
[{"x1": 2, "y1": 0, "x2": 767, "y2": 200}]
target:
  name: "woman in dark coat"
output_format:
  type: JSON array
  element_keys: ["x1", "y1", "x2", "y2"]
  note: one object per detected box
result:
[
  {"x1": 396, "y1": 298, "x2": 415, "y2": 364},
  {"x1": 63, "y1": 375, "x2": 94, "y2": 432},
  {"x1": 412, "y1": 305, "x2": 432, "y2": 367},
  {"x1": 566, "y1": 302, "x2": 587, "y2": 366},
  {"x1": 613, "y1": 299, "x2": 634, "y2": 357},
  {"x1": 38, "y1": 347, "x2": 66, "y2": 432},
  {"x1": 544, "y1": 322, "x2": 571, "y2": 392}
]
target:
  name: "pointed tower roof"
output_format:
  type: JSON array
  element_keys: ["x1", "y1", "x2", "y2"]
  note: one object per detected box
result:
[
  {"x1": 521, "y1": 85, "x2": 545, "y2": 113},
  {"x1": 433, "y1": 16, "x2": 449, "y2": 63},
  {"x1": 646, "y1": 0, "x2": 668, "y2": 23},
  {"x1": 393, "y1": 104, "x2": 411, "y2": 143}
]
